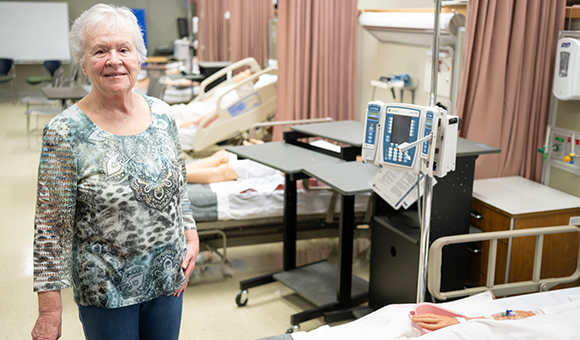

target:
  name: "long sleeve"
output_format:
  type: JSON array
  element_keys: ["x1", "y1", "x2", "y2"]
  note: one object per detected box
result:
[
  {"x1": 33, "y1": 126, "x2": 77, "y2": 292},
  {"x1": 172, "y1": 116, "x2": 196, "y2": 231}
]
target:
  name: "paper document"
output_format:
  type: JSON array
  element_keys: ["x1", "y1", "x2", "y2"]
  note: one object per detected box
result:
[{"x1": 369, "y1": 167, "x2": 436, "y2": 210}]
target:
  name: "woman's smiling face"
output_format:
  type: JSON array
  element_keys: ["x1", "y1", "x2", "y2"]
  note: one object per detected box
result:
[{"x1": 82, "y1": 26, "x2": 141, "y2": 97}]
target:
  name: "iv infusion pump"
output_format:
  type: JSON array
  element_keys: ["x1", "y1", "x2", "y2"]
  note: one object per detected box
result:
[{"x1": 362, "y1": 101, "x2": 459, "y2": 178}]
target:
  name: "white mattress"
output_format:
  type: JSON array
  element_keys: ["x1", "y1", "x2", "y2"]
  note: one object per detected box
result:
[{"x1": 208, "y1": 174, "x2": 370, "y2": 221}]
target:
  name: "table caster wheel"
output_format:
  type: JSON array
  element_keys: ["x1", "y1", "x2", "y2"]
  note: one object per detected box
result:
[
  {"x1": 286, "y1": 325, "x2": 300, "y2": 334},
  {"x1": 235, "y1": 289, "x2": 248, "y2": 307}
]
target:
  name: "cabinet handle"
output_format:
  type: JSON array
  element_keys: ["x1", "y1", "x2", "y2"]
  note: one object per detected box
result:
[{"x1": 471, "y1": 209, "x2": 483, "y2": 220}]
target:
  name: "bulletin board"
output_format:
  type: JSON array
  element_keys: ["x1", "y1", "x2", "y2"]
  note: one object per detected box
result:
[{"x1": 0, "y1": 2, "x2": 71, "y2": 63}]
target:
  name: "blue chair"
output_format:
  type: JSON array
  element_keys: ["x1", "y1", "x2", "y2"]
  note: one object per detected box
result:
[
  {"x1": 0, "y1": 58, "x2": 16, "y2": 100},
  {"x1": 26, "y1": 60, "x2": 62, "y2": 86}
]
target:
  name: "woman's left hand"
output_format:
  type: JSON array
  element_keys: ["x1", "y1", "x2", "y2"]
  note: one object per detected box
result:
[{"x1": 174, "y1": 229, "x2": 200, "y2": 297}]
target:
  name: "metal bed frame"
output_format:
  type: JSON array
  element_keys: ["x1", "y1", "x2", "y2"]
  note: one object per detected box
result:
[
  {"x1": 194, "y1": 192, "x2": 373, "y2": 269},
  {"x1": 428, "y1": 225, "x2": 580, "y2": 300}
]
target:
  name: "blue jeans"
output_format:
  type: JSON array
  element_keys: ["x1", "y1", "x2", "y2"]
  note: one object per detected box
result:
[{"x1": 78, "y1": 295, "x2": 183, "y2": 340}]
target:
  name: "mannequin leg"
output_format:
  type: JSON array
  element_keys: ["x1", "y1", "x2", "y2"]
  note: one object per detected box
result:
[
  {"x1": 186, "y1": 150, "x2": 230, "y2": 171},
  {"x1": 187, "y1": 162, "x2": 240, "y2": 184}
]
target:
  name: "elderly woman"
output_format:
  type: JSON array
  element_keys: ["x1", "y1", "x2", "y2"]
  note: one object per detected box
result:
[{"x1": 31, "y1": 4, "x2": 199, "y2": 340}]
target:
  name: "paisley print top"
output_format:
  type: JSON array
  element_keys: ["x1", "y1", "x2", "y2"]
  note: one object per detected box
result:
[{"x1": 33, "y1": 96, "x2": 196, "y2": 308}]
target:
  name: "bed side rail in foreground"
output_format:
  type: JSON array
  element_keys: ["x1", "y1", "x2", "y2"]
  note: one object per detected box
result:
[{"x1": 428, "y1": 225, "x2": 580, "y2": 300}]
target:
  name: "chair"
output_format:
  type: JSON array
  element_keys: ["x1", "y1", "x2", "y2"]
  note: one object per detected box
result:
[
  {"x1": 61, "y1": 63, "x2": 81, "y2": 88},
  {"x1": 26, "y1": 60, "x2": 63, "y2": 86},
  {"x1": 21, "y1": 67, "x2": 64, "y2": 110},
  {"x1": 0, "y1": 58, "x2": 17, "y2": 100},
  {"x1": 23, "y1": 66, "x2": 66, "y2": 150},
  {"x1": 147, "y1": 77, "x2": 167, "y2": 99}
]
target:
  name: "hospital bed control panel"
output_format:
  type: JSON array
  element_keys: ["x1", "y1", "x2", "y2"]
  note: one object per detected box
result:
[{"x1": 362, "y1": 101, "x2": 459, "y2": 178}]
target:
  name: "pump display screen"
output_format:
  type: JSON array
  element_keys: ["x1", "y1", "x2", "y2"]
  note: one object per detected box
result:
[
  {"x1": 391, "y1": 115, "x2": 412, "y2": 144},
  {"x1": 368, "y1": 106, "x2": 380, "y2": 119}
]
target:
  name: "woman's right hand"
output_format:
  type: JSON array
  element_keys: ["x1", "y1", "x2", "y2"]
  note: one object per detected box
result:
[{"x1": 32, "y1": 291, "x2": 63, "y2": 340}]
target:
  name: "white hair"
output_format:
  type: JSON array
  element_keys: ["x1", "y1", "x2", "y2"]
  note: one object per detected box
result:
[{"x1": 69, "y1": 3, "x2": 147, "y2": 65}]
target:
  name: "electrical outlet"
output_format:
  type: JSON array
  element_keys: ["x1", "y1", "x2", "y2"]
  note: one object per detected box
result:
[{"x1": 570, "y1": 216, "x2": 580, "y2": 226}]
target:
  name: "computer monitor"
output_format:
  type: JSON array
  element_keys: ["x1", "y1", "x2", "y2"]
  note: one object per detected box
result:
[{"x1": 177, "y1": 18, "x2": 188, "y2": 39}]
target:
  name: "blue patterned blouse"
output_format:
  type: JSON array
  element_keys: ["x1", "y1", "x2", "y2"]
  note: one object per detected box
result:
[{"x1": 33, "y1": 95, "x2": 196, "y2": 308}]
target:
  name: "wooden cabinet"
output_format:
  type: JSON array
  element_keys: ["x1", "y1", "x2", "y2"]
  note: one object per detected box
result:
[{"x1": 467, "y1": 177, "x2": 580, "y2": 290}]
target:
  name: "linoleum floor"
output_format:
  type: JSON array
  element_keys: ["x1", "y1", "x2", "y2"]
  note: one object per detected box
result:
[{"x1": 0, "y1": 100, "x2": 370, "y2": 340}]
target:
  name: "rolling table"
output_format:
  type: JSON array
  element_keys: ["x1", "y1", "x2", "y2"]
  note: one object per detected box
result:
[
  {"x1": 227, "y1": 121, "x2": 374, "y2": 330},
  {"x1": 227, "y1": 142, "x2": 347, "y2": 274},
  {"x1": 287, "y1": 120, "x2": 363, "y2": 161},
  {"x1": 298, "y1": 161, "x2": 378, "y2": 322}
]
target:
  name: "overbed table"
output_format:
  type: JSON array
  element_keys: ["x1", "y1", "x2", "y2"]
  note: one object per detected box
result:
[
  {"x1": 227, "y1": 120, "x2": 375, "y2": 329},
  {"x1": 287, "y1": 120, "x2": 363, "y2": 161}
]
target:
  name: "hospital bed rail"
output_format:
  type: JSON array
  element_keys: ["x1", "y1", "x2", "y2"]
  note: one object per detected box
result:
[
  {"x1": 192, "y1": 62, "x2": 278, "y2": 152},
  {"x1": 192, "y1": 68, "x2": 278, "y2": 152},
  {"x1": 428, "y1": 225, "x2": 580, "y2": 301},
  {"x1": 195, "y1": 57, "x2": 261, "y2": 100}
]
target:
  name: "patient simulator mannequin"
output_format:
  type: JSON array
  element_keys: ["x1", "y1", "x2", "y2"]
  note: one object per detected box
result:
[
  {"x1": 186, "y1": 139, "x2": 280, "y2": 184},
  {"x1": 257, "y1": 308, "x2": 540, "y2": 340},
  {"x1": 411, "y1": 309, "x2": 536, "y2": 331}
]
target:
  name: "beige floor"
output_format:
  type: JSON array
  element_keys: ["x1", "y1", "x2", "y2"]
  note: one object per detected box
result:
[{"x1": 0, "y1": 99, "x2": 370, "y2": 339}]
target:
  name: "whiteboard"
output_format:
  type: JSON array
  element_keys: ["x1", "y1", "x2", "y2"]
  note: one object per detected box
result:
[{"x1": 0, "y1": 2, "x2": 71, "y2": 63}]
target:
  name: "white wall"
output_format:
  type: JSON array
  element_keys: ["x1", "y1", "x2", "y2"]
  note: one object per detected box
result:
[
  {"x1": 358, "y1": 0, "x2": 434, "y2": 10},
  {"x1": 355, "y1": 0, "x2": 455, "y2": 122}
]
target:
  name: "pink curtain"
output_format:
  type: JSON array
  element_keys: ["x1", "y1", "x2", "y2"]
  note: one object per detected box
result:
[
  {"x1": 229, "y1": 0, "x2": 274, "y2": 66},
  {"x1": 456, "y1": 0, "x2": 566, "y2": 181},
  {"x1": 275, "y1": 0, "x2": 358, "y2": 140},
  {"x1": 194, "y1": 0, "x2": 230, "y2": 61}
]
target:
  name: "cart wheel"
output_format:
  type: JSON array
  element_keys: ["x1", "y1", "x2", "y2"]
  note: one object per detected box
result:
[
  {"x1": 235, "y1": 289, "x2": 248, "y2": 307},
  {"x1": 286, "y1": 325, "x2": 300, "y2": 334}
]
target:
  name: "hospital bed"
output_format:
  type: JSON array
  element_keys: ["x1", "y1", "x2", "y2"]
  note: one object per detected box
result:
[
  {"x1": 257, "y1": 225, "x2": 580, "y2": 339},
  {"x1": 167, "y1": 57, "x2": 278, "y2": 154},
  {"x1": 188, "y1": 174, "x2": 373, "y2": 268}
]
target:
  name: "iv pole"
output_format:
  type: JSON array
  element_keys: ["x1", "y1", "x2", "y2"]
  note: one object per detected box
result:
[{"x1": 416, "y1": 0, "x2": 442, "y2": 303}]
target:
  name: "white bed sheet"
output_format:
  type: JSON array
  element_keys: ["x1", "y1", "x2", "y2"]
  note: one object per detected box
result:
[
  {"x1": 291, "y1": 289, "x2": 580, "y2": 340},
  {"x1": 494, "y1": 286, "x2": 580, "y2": 310},
  {"x1": 208, "y1": 174, "x2": 370, "y2": 221}
]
